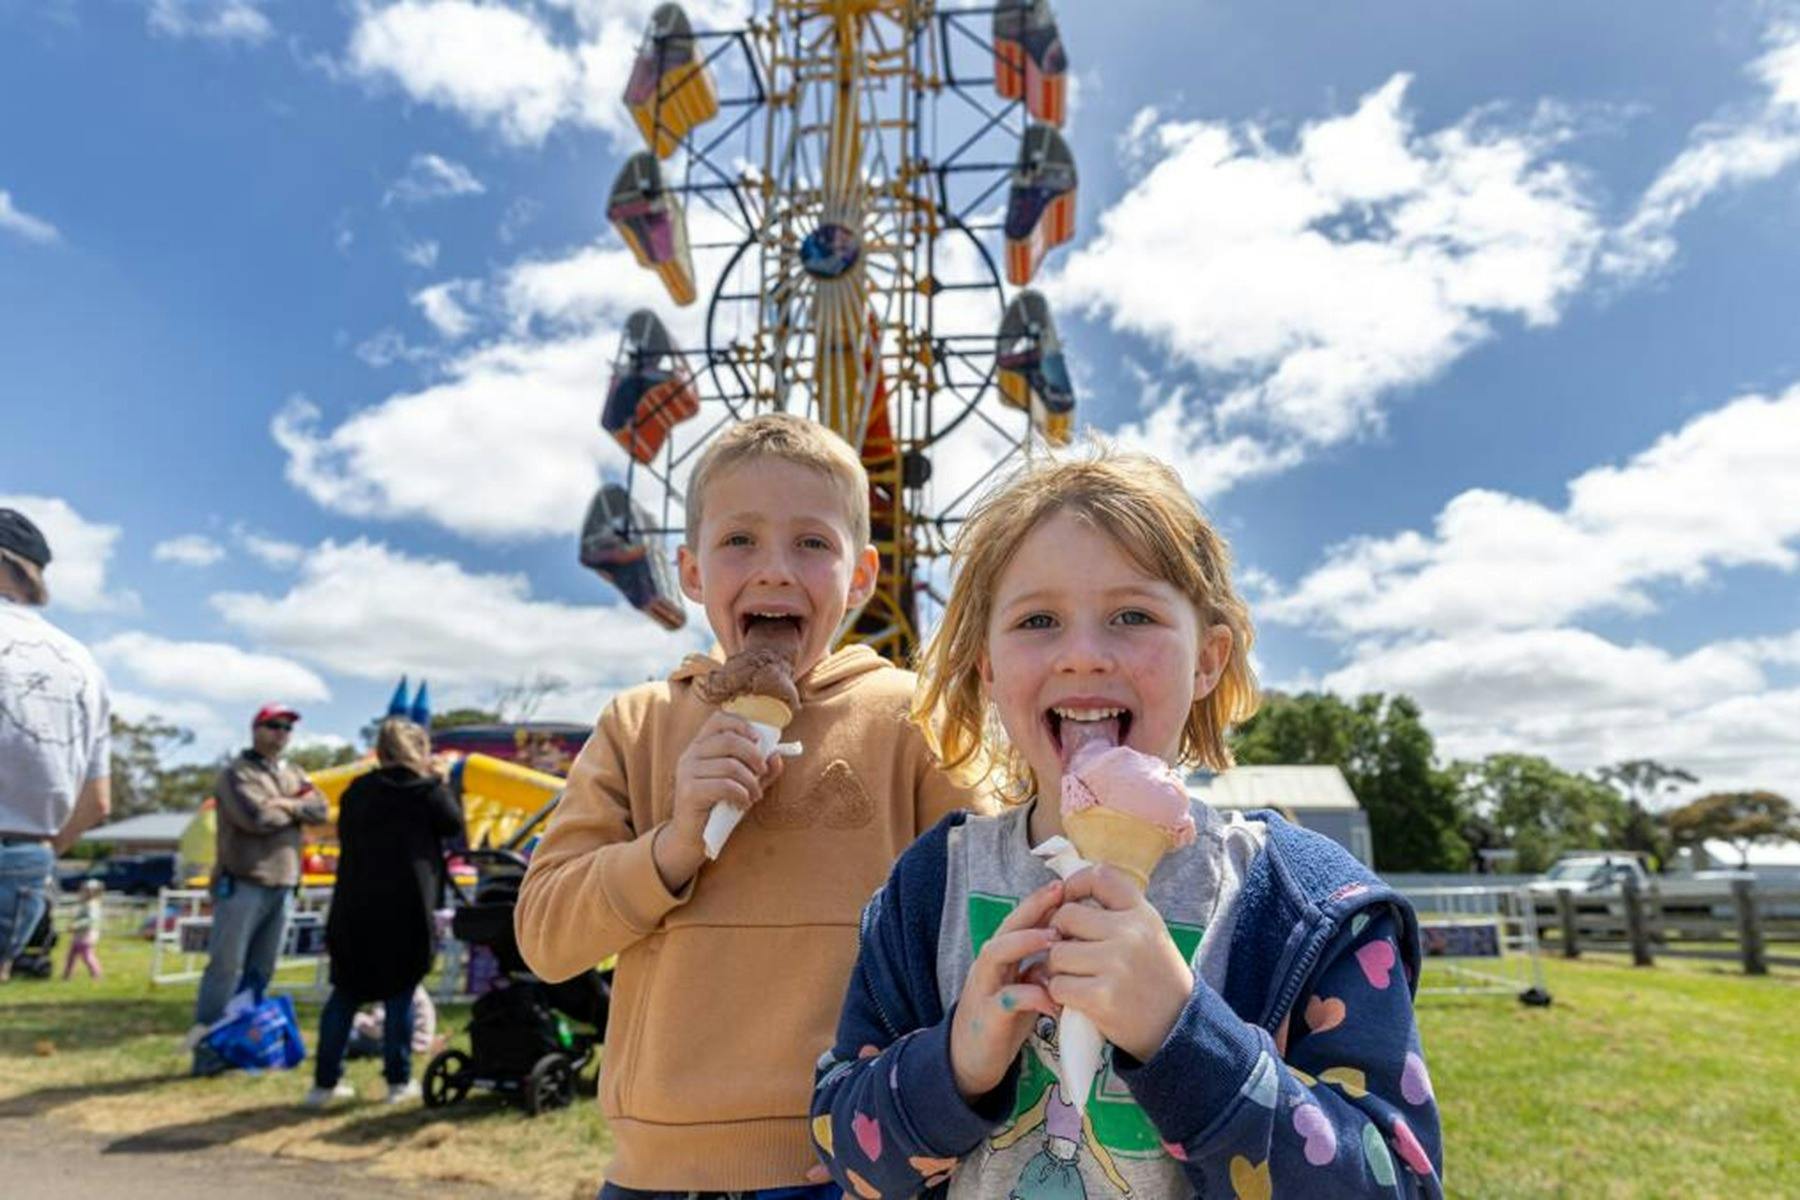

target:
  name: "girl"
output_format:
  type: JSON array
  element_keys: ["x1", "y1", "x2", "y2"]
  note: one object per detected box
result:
[
  {"x1": 811, "y1": 450, "x2": 1442, "y2": 1198},
  {"x1": 62, "y1": 878, "x2": 105, "y2": 980}
]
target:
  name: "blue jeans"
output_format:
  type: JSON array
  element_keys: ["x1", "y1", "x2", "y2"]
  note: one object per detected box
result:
[
  {"x1": 599, "y1": 1186, "x2": 839, "y2": 1200},
  {"x1": 0, "y1": 841, "x2": 55, "y2": 968},
  {"x1": 192, "y1": 876, "x2": 293, "y2": 1026},
  {"x1": 315, "y1": 986, "x2": 415, "y2": 1088}
]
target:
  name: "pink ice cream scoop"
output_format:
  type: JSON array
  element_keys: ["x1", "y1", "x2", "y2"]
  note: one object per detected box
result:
[{"x1": 1060, "y1": 743, "x2": 1196, "y2": 848}]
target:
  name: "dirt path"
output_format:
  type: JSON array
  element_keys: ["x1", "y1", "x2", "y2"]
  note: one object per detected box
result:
[{"x1": 0, "y1": 1111, "x2": 519, "y2": 1200}]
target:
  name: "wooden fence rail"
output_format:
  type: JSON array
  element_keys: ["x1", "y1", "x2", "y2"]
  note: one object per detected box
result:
[{"x1": 1542, "y1": 885, "x2": 1800, "y2": 975}]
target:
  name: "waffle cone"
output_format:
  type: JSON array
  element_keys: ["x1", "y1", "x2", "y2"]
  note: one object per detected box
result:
[
  {"x1": 1063, "y1": 806, "x2": 1174, "y2": 890},
  {"x1": 723, "y1": 693, "x2": 792, "y2": 728}
]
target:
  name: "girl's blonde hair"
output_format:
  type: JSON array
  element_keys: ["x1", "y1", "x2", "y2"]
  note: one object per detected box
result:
[
  {"x1": 912, "y1": 446, "x2": 1260, "y2": 799},
  {"x1": 375, "y1": 717, "x2": 433, "y2": 777}
]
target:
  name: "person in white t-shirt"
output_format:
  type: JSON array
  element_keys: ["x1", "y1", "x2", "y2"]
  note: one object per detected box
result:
[{"x1": 0, "y1": 507, "x2": 112, "y2": 982}]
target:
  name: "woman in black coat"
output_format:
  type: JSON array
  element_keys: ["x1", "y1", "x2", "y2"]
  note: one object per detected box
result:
[{"x1": 304, "y1": 718, "x2": 462, "y2": 1107}]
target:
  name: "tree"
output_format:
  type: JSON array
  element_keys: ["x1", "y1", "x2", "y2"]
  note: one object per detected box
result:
[
  {"x1": 1664, "y1": 791, "x2": 1799, "y2": 867},
  {"x1": 287, "y1": 741, "x2": 359, "y2": 773},
  {"x1": 1450, "y1": 753, "x2": 1631, "y2": 874},
  {"x1": 1593, "y1": 759, "x2": 1696, "y2": 870},
  {"x1": 107, "y1": 713, "x2": 196, "y2": 819},
  {"x1": 431, "y1": 707, "x2": 501, "y2": 731},
  {"x1": 1231, "y1": 692, "x2": 1468, "y2": 872},
  {"x1": 488, "y1": 673, "x2": 570, "y2": 722}
]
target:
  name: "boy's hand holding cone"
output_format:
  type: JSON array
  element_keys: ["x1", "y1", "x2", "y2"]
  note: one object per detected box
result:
[{"x1": 692, "y1": 643, "x2": 803, "y2": 858}]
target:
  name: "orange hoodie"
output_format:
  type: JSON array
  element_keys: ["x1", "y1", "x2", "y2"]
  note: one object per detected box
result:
[{"x1": 515, "y1": 645, "x2": 990, "y2": 1189}]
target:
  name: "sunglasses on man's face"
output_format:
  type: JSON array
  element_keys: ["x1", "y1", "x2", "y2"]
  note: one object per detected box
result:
[{"x1": 259, "y1": 721, "x2": 295, "y2": 732}]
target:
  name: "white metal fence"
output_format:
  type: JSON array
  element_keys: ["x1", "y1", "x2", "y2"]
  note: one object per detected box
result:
[
  {"x1": 1399, "y1": 884, "x2": 1551, "y2": 1005},
  {"x1": 147, "y1": 885, "x2": 334, "y2": 991}
]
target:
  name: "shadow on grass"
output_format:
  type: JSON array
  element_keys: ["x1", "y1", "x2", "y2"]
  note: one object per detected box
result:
[
  {"x1": 102, "y1": 1100, "x2": 355, "y2": 1156},
  {"x1": 0, "y1": 1070, "x2": 192, "y2": 1119},
  {"x1": 316, "y1": 1093, "x2": 516, "y2": 1148}
]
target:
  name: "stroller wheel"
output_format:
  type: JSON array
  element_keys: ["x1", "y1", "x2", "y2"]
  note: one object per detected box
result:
[
  {"x1": 525, "y1": 1053, "x2": 574, "y2": 1116},
  {"x1": 424, "y1": 1049, "x2": 473, "y2": 1108}
]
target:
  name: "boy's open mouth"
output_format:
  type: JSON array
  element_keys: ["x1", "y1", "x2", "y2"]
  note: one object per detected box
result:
[
  {"x1": 1046, "y1": 705, "x2": 1132, "y2": 769},
  {"x1": 739, "y1": 610, "x2": 805, "y2": 656}
]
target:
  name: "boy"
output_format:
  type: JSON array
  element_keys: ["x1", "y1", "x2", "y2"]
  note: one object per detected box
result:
[{"x1": 516, "y1": 414, "x2": 989, "y2": 1195}]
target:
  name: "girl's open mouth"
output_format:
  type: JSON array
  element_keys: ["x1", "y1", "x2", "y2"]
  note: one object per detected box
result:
[{"x1": 1046, "y1": 705, "x2": 1132, "y2": 768}]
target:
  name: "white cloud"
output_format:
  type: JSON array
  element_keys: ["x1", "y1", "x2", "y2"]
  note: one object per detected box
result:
[
  {"x1": 1302, "y1": 626, "x2": 1800, "y2": 795},
  {"x1": 110, "y1": 688, "x2": 238, "y2": 760},
  {"x1": 232, "y1": 527, "x2": 304, "y2": 569},
  {"x1": 0, "y1": 189, "x2": 61, "y2": 244},
  {"x1": 498, "y1": 242, "x2": 699, "y2": 338},
  {"x1": 354, "y1": 327, "x2": 436, "y2": 368},
  {"x1": 346, "y1": 1, "x2": 585, "y2": 146},
  {"x1": 211, "y1": 539, "x2": 703, "y2": 707},
  {"x1": 277, "y1": 213, "x2": 736, "y2": 541},
  {"x1": 400, "y1": 238, "x2": 441, "y2": 268},
  {"x1": 343, "y1": 0, "x2": 746, "y2": 148},
  {"x1": 152, "y1": 534, "x2": 226, "y2": 567},
  {"x1": 1605, "y1": 22, "x2": 1800, "y2": 279},
  {"x1": 96, "y1": 632, "x2": 331, "y2": 705},
  {"x1": 411, "y1": 279, "x2": 482, "y2": 339},
  {"x1": 1052, "y1": 76, "x2": 1604, "y2": 493},
  {"x1": 147, "y1": 0, "x2": 273, "y2": 44},
  {"x1": 271, "y1": 328, "x2": 612, "y2": 540},
  {"x1": 383, "y1": 152, "x2": 486, "y2": 206},
  {"x1": 1262, "y1": 383, "x2": 1800, "y2": 795},
  {"x1": 1264, "y1": 386, "x2": 1800, "y2": 637},
  {"x1": 0, "y1": 494, "x2": 133, "y2": 613}
]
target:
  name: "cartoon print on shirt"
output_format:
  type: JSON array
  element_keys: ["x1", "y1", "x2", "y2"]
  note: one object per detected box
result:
[
  {"x1": 968, "y1": 892, "x2": 1207, "y2": 1195},
  {"x1": 990, "y1": 1045, "x2": 1130, "y2": 1198}
]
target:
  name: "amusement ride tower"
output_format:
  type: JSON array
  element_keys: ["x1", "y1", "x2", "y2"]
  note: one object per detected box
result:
[{"x1": 581, "y1": 0, "x2": 1081, "y2": 664}]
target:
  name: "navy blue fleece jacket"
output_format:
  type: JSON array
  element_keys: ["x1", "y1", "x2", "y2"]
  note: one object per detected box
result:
[{"x1": 810, "y1": 810, "x2": 1444, "y2": 1198}]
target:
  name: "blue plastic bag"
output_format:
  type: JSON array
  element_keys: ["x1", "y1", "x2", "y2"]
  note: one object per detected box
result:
[{"x1": 203, "y1": 993, "x2": 306, "y2": 1071}]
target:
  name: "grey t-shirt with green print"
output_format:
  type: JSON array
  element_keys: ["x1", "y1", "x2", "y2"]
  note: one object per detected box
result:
[{"x1": 935, "y1": 798, "x2": 1268, "y2": 1200}]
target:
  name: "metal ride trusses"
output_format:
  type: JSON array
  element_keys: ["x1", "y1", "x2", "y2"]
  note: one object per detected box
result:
[{"x1": 582, "y1": 0, "x2": 1081, "y2": 665}]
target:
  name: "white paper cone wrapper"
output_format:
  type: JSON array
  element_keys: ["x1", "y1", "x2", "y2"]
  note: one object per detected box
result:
[
  {"x1": 1030, "y1": 835, "x2": 1105, "y2": 1116},
  {"x1": 702, "y1": 721, "x2": 790, "y2": 860}
]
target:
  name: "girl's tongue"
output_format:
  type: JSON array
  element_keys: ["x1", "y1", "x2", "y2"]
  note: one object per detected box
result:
[{"x1": 1057, "y1": 715, "x2": 1121, "y2": 768}]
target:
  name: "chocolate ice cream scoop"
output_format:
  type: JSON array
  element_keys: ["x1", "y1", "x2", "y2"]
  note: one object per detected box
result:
[{"x1": 694, "y1": 646, "x2": 801, "y2": 713}]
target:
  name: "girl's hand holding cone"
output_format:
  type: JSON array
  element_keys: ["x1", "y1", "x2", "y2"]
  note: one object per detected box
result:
[
  {"x1": 949, "y1": 878, "x2": 1065, "y2": 1102},
  {"x1": 1048, "y1": 864, "x2": 1195, "y2": 1063}
]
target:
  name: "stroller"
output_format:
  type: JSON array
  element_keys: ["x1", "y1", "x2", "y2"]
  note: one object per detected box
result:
[
  {"x1": 9, "y1": 906, "x2": 57, "y2": 980},
  {"x1": 423, "y1": 848, "x2": 611, "y2": 1115}
]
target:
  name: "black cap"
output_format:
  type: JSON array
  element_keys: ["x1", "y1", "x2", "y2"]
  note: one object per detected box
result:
[{"x1": 0, "y1": 509, "x2": 52, "y2": 569}]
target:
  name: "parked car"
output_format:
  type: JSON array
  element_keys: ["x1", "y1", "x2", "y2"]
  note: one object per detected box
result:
[
  {"x1": 60, "y1": 852, "x2": 179, "y2": 897},
  {"x1": 1527, "y1": 852, "x2": 1753, "y2": 921}
]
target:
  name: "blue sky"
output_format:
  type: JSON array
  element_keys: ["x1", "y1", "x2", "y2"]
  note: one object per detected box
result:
[{"x1": 2, "y1": 0, "x2": 1796, "y2": 800}]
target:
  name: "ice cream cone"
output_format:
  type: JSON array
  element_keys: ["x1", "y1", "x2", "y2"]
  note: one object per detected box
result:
[
  {"x1": 723, "y1": 693, "x2": 792, "y2": 728},
  {"x1": 1063, "y1": 805, "x2": 1176, "y2": 890}
]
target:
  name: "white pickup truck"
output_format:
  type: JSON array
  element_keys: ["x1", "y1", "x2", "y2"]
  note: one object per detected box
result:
[{"x1": 1526, "y1": 852, "x2": 1752, "y2": 919}]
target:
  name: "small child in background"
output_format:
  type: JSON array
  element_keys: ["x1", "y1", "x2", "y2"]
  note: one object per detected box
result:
[
  {"x1": 63, "y1": 878, "x2": 104, "y2": 980},
  {"x1": 345, "y1": 985, "x2": 442, "y2": 1060},
  {"x1": 812, "y1": 448, "x2": 1443, "y2": 1197}
]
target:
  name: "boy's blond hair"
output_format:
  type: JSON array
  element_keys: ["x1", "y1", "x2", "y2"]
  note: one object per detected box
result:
[
  {"x1": 912, "y1": 446, "x2": 1260, "y2": 798},
  {"x1": 683, "y1": 413, "x2": 871, "y2": 547}
]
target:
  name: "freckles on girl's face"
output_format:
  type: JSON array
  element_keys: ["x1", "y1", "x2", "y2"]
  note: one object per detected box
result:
[{"x1": 983, "y1": 511, "x2": 1206, "y2": 800}]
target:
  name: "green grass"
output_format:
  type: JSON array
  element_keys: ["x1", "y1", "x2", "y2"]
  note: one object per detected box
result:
[
  {"x1": 1419, "y1": 953, "x2": 1800, "y2": 1198},
  {"x1": 0, "y1": 927, "x2": 610, "y2": 1198},
  {"x1": 5, "y1": 917, "x2": 1796, "y2": 1197}
]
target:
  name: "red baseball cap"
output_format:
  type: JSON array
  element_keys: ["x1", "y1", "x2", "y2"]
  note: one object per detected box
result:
[{"x1": 253, "y1": 703, "x2": 301, "y2": 726}]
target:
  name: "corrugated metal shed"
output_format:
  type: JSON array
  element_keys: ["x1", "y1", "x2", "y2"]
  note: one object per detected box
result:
[{"x1": 1186, "y1": 765, "x2": 1361, "y2": 811}]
